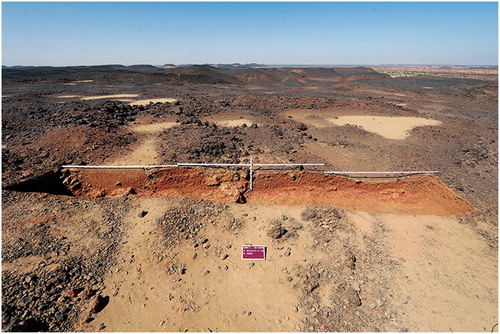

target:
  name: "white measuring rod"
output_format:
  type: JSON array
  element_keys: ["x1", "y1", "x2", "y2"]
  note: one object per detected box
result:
[
  {"x1": 324, "y1": 171, "x2": 440, "y2": 175},
  {"x1": 62, "y1": 163, "x2": 325, "y2": 169},
  {"x1": 61, "y1": 165, "x2": 178, "y2": 169}
]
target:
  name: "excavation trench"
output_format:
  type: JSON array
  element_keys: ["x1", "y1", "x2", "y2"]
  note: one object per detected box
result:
[{"x1": 8, "y1": 167, "x2": 472, "y2": 215}]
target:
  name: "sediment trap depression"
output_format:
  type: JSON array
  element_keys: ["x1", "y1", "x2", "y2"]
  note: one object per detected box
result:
[{"x1": 9, "y1": 161, "x2": 473, "y2": 215}]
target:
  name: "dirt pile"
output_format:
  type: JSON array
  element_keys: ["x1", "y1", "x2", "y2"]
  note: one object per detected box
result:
[
  {"x1": 2, "y1": 126, "x2": 136, "y2": 188},
  {"x1": 1, "y1": 98, "x2": 153, "y2": 187},
  {"x1": 158, "y1": 122, "x2": 249, "y2": 163}
]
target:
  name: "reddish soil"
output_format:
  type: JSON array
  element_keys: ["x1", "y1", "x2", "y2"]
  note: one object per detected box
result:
[
  {"x1": 248, "y1": 172, "x2": 471, "y2": 215},
  {"x1": 59, "y1": 168, "x2": 470, "y2": 215}
]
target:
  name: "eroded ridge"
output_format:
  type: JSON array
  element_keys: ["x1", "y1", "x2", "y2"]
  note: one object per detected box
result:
[{"x1": 8, "y1": 168, "x2": 472, "y2": 215}]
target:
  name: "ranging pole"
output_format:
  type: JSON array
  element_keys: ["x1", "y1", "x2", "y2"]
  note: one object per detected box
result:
[{"x1": 249, "y1": 155, "x2": 253, "y2": 190}]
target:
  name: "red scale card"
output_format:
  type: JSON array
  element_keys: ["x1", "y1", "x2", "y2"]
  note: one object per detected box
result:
[{"x1": 241, "y1": 245, "x2": 266, "y2": 260}]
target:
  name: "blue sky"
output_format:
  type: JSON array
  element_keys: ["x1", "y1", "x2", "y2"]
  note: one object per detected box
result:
[{"x1": 2, "y1": 2, "x2": 498, "y2": 66}]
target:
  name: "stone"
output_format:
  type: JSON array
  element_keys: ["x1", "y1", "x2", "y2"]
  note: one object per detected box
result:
[
  {"x1": 346, "y1": 288, "x2": 362, "y2": 306},
  {"x1": 138, "y1": 210, "x2": 148, "y2": 218},
  {"x1": 268, "y1": 224, "x2": 288, "y2": 239},
  {"x1": 79, "y1": 288, "x2": 95, "y2": 300},
  {"x1": 87, "y1": 295, "x2": 107, "y2": 314},
  {"x1": 62, "y1": 288, "x2": 81, "y2": 298}
]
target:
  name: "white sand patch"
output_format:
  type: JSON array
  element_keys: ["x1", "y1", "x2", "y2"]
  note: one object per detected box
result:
[
  {"x1": 392, "y1": 93, "x2": 406, "y2": 96},
  {"x1": 57, "y1": 95, "x2": 80, "y2": 98},
  {"x1": 73, "y1": 80, "x2": 94, "y2": 83},
  {"x1": 215, "y1": 119, "x2": 255, "y2": 127},
  {"x1": 80, "y1": 94, "x2": 139, "y2": 101},
  {"x1": 133, "y1": 122, "x2": 178, "y2": 134},
  {"x1": 395, "y1": 103, "x2": 407, "y2": 107},
  {"x1": 3, "y1": 95, "x2": 11, "y2": 98},
  {"x1": 129, "y1": 98, "x2": 178, "y2": 106},
  {"x1": 64, "y1": 83, "x2": 76, "y2": 86},
  {"x1": 422, "y1": 87, "x2": 434, "y2": 89},
  {"x1": 328, "y1": 115, "x2": 441, "y2": 140}
]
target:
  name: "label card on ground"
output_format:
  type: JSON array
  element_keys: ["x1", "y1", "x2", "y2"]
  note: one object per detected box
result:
[{"x1": 242, "y1": 245, "x2": 266, "y2": 260}]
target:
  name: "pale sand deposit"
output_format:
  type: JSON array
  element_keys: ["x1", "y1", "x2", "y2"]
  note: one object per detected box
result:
[
  {"x1": 73, "y1": 80, "x2": 94, "y2": 83},
  {"x1": 215, "y1": 119, "x2": 255, "y2": 127},
  {"x1": 328, "y1": 116, "x2": 441, "y2": 140},
  {"x1": 129, "y1": 98, "x2": 178, "y2": 106},
  {"x1": 133, "y1": 122, "x2": 178, "y2": 134},
  {"x1": 80, "y1": 94, "x2": 139, "y2": 100},
  {"x1": 57, "y1": 95, "x2": 80, "y2": 98}
]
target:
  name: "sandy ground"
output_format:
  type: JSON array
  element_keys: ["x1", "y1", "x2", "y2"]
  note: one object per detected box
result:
[
  {"x1": 74, "y1": 116, "x2": 497, "y2": 332},
  {"x1": 57, "y1": 95, "x2": 80, "y2": 99},
  {"x1": 214, "y1": 119, "x2": 256, "y2": 127},
  {"x1": 328, "y1": 116, "x2": 441, "y2": 140},
  {"x1": 129, "y1": 98, "x2": 178, "y2": 106},
  {"x1": 285, "y1": 109, "x2": 442, "y2": 140},
  {"x1": 110, "y1": 120, "x2": 177, "y2": 165},
  {"x1": 133, "y1": 122, "x2": 177, "y2": 134},
  {"x1": 80, "y1": 94, "x2": 139, "y2": 101}
]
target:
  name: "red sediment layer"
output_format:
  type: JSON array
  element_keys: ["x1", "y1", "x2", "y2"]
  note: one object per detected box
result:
[{"x1": 62, "y1": 167, "x2": 472, "y2": 215}]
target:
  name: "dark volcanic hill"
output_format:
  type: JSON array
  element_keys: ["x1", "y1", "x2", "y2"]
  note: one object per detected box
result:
[{"x1": 2, "y1": 64, "x2": 390, "y2": 85}]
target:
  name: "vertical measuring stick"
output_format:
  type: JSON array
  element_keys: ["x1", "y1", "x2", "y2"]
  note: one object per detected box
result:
[{"x1": 249, "y1": 155, "x2": 253, "y2": 191}]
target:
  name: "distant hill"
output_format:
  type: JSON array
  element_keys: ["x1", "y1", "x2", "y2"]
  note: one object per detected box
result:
[{"x1": 2, "y1": 64, "x2": 390, "y2": 85}]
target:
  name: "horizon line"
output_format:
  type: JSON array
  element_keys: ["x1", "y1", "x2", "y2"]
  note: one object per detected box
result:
[{"x1": 3, "y1": 63, "x2": 498, "y2": 68}]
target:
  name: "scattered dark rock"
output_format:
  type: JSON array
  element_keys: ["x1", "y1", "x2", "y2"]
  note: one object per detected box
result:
[
  {"x1": 79, "y1": 288, "x2": 95, "y2": 300},
  {"x1": 62, "y1": 287, "x2": 83, "y2": 298},
  {"x1": 87, "y1": 295, "x2": 109, "y2": 314},
  {"x1": 268, "y1": 223, "x2": 288, "y2": 239},
  {"x1": 345, "y1": 288, "x2": 362, "y2": 306}
]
